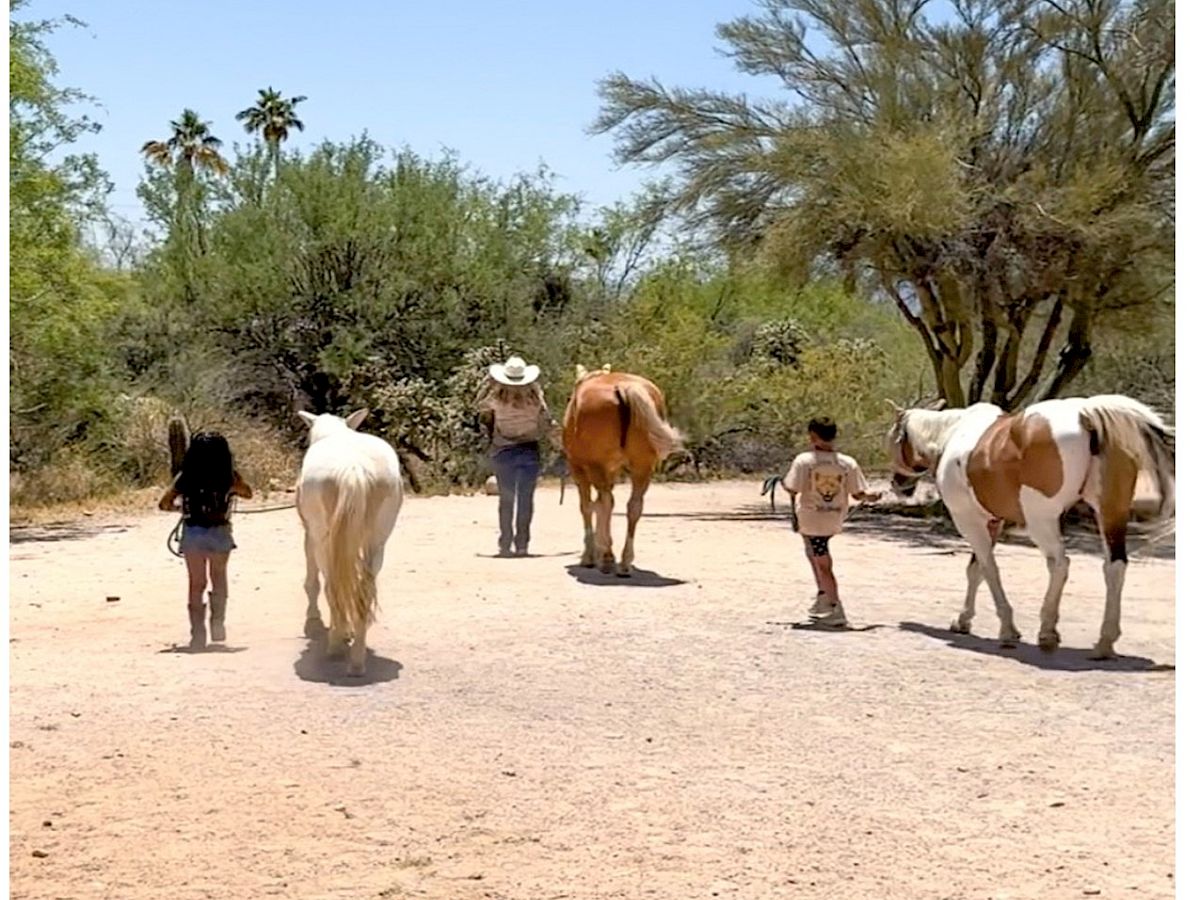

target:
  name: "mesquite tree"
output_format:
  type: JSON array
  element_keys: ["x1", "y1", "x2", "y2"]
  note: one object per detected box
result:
[{"x1": 595, "y1": 0, "x2": 1174, "y2": 407}]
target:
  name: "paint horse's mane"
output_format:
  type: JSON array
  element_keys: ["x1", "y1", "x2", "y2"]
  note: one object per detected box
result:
[{"x1": 900, "y1": 406, "x2": 972, "y2": 464}]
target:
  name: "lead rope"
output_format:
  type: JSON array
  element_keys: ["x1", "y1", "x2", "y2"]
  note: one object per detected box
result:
[
  {"x1": 167, "y1": 516, "x2": 185, "y2": 558},
  {"x1": 166, "y1": 492, "x2": 277, "y2": 559}
]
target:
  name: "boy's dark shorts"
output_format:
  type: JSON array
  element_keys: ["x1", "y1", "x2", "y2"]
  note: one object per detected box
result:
[{"x1": 803, "y1": 534, "x2": 832, "y2": 558}]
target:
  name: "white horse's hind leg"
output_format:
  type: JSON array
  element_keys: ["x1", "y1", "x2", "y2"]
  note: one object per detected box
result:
[
  {"x1": 327, "y1": 605, "x2": 349, "y2": 658},
  {"x1": 1022, "y1": 495, "x2": 1071, "y2": 652},
  {"x1": 302, "y1": 527, "x2": 325, "y2": 639},
  {"x1": 347, "y1": 536, "x2": 389, "y2": 677},
  {"x1": 348, "y1": 610, "x2": 370, "y2": 677}
]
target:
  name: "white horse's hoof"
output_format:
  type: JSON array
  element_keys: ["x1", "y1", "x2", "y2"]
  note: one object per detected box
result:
[
  {"x1": 347, "y1": 663, "x2": 366, "y2": 677},
  {"x1": 1037, "y1": 631, "x2": 1061, "y2": 652}
]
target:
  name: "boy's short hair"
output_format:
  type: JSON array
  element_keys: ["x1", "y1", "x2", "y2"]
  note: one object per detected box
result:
[{"x1": 807, "y1": 416, "x2": 837, "y2": 442}]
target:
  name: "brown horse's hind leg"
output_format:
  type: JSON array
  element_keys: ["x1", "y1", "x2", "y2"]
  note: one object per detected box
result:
[
  {"x1": 618, "y1": 468, "x2": 651, "y2": 577},
  {"x1": 594, "y1": 478, "x2": 617, "y2": 574},
  {"x1": 573, "y1": 467, "x2": 597, "y2": 567}
]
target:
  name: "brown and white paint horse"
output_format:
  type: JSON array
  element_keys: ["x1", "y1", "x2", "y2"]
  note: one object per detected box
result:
[
  {"x1": 886, "y1": 395, "x2": 1174, "y2": 659},
  {"x1": 562, "y1": 365, "x2": 683, "y2": 576}
]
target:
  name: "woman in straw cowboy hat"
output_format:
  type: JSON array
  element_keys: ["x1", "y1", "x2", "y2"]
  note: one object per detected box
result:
[{"x1": 477, "y1": 355, "x2": 561, "y2": 557}]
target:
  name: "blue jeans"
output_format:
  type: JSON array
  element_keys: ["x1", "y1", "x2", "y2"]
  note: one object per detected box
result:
[{"x1": 492, "y1": 442, "x2": 540, "y2": 552}]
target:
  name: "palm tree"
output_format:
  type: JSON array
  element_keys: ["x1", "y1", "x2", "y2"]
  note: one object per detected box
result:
[
  {"x1": 235, "y1": 87, "x2": 307, "y2": 174},
  {"x1": 141, "y1": 109, "x2": 227, "y2": 265},
  {"x1": 140, "y1": 108, "x2": 230, "y2": 177}
]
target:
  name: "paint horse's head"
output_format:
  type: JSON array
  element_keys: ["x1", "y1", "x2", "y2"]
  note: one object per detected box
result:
[{"x1": 884, "y1": 398, "x2": 946, "y2": 497}]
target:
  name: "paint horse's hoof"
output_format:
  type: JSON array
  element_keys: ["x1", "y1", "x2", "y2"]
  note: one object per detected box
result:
[
  {"x1": 616, "y1": 564, "x2": 632, "y2": 578},
  {"x1": 1037, "y1": 631, "x2": 1061, "y2": 652},
  {"x1": 304, "y1": 616, "x2": 325, "y2": 640},
  {"x1": 1087, "y1": 644, "x2": 1118, "y2": 661},
  {"x1": 599, "y1": 556, "x2": 615, "y2": 575},
  {"x1": 997, "y1": 628, "x2": 1021, "y2": 649},
  {"x1": 948, "y1": 619, "x2": 971, "y2": 635}
]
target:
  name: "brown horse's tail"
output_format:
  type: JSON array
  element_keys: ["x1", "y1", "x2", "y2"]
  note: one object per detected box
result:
[{"x1": 616, "y1": 382, "x2": 685, "y2": 461}]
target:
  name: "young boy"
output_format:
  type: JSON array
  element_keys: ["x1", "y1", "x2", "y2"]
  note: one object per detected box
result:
[{"x1": 781, "y1": 416, "x2": 880, "y2": 626}]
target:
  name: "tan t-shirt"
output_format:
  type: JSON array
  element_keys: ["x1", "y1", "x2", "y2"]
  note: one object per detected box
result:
[{"x1": 781, "y1": 449, "x2": 868, "y2": 537}]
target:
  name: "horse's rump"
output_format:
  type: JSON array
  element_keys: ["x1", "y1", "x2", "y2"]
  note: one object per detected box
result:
[
  {"x1": 1077, "y1": 394, "x2": 1175, "y2": 521},
  {"x1": 565, "y1": 372, "x2": 682, "y2": 473}
]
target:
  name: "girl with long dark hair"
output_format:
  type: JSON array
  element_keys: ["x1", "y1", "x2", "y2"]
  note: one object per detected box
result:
[{"x1": 158, "y1": 432, "x2": 253, "y2": 649}]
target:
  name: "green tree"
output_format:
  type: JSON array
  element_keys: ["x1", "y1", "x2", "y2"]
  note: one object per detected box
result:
[
  {"x1": 594, "y1": 0, "x2": 1174, "y2": 408},
  {"x1": 235, "y1": 86, "x2": 307, "y2": 175},
  {"x1": 10, "y1": 1, "x2": 130, "y2": 468},
  {"x1": 130, "y1": 137, "x2": 583, "y2": 426}
]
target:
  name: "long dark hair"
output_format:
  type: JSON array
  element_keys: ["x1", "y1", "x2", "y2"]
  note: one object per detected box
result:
[{"x1": 179, "y1": 431, "x2": 236, "y2": 523}]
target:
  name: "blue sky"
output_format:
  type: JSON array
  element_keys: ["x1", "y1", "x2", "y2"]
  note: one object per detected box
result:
[{"x1": 39, "y1": 0, "x2": 785, "y2": 229}]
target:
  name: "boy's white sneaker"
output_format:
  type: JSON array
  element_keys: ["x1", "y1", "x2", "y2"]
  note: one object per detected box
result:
[
  {"x1": 808, "y1": 592, "x2": 835, "y2": 616},
  {"x1": 811, "y1": 601, "x2": 847, "y2": 627}
]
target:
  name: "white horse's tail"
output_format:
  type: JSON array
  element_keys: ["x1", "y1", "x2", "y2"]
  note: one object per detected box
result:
[
  {"x1": 617, "y1": 381, "x2": 685, "y2": 461},
  {"x1": 1079, "y1": 395, "x2": 1175, "y2": 522},
  {"x1": 326, "y1": 466, "x2": 378, "y2": 635}
]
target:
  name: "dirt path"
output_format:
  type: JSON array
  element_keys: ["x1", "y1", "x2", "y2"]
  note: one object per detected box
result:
[{"x1": 8, "y1": 481, "x2": 1175, "y2": 899}]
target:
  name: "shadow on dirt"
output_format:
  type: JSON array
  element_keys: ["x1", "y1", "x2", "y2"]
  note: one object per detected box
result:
[
  {"x1": 474, "y1": 551, "x2": 578, "y2": 560},
  {"x1": 158, "y1": 643, "x2": 249, "y2": 655},
  {"x1": 846, "y1": 510, "x2": 1175, "y2": 562},
  {"x1": 10, "y1": 522, "x2": 131, "y2": 545},
  {"x1": 769, "y1": 620, "x2": 889, "y2": 633},
  {"x1": 565, "y1": 564, "x2": 687, "y2": 588},
  {"x1": 899, "y1": 621, "x2": 1175, "y2": 673},
  {"x1": 293, "y1": 621, "x2": 402, "y2": 687}
]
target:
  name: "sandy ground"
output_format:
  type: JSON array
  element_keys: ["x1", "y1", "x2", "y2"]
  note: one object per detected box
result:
[{"x1": 8, "y1": 480, "x2": 1175, "y2": 900}]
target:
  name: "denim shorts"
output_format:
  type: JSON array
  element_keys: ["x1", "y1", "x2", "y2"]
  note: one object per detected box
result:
[{"x1": 180, "y1": 523, "x2": 237, "y2": 555}]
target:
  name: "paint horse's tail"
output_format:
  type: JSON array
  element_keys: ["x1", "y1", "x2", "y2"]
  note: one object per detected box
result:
[
  {"x1": 1079, "y1": 395, "x2": 1175, "y2": 523},
  {"x1": 616, "y1": 382, "x2": 685, "y2": 461},
  {"x1": 326, "y1": 465, "x2": 380, "y2": 637}
]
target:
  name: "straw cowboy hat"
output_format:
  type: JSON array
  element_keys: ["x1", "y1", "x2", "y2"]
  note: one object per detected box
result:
[{"x1": 488, "y1": 356, "x2": 540, "y2": 386}]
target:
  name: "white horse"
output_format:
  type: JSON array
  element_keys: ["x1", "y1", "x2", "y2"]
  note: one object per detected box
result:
[
  {"x1": 886, "y1": 394, "x2": 1174, "y2": 659},
  {"x1": 296, "y1": 409, "x2": 404, "y2": 676}
]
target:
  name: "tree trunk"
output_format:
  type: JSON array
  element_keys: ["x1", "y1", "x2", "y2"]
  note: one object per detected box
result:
[{"x1": 1038, "y1": 302, "x2": 1093, "y2": 400}]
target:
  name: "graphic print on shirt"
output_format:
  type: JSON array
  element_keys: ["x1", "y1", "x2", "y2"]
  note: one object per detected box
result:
[{"x1": 810, "y1": 465, "x2": 846, "y2": 510}]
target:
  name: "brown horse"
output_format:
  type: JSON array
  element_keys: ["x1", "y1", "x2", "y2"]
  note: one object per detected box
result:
[{"x1": 562, "y1": 366, "x2": 684, "y2": 576}]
